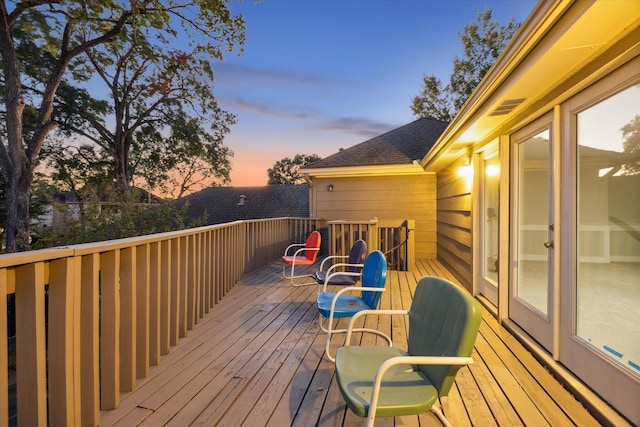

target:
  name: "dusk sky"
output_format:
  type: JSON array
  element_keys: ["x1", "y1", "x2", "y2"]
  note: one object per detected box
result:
[{"x1": 215, "y1": 0, "x2": 538, "y2": 186}]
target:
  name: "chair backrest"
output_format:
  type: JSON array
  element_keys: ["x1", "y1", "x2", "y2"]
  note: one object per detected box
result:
[
  {"x1": 359, "y1": 250, "x2": 387, "y2": 308},
  {"x1": 346, "y1": 239, "x2": 367, "y2": 273},
  {"x1": 304, "y1": 231, "x2": 322, "y2": 262},
  {"x1": 407, "y1": 276, "x2": 482, "y2": 396}
]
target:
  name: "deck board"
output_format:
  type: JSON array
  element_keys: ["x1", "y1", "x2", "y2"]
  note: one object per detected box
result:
[{"x1": 101, "y1": 260, "x2": 608, "y2": 426}]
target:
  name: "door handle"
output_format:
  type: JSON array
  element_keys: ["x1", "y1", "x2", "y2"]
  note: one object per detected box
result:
[{"x1": 544, "y1": 241, "x2": 554, "y2": 249}]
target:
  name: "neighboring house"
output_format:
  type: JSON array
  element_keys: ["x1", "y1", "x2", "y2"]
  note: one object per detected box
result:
[
  {"x1": 303, "y1": 1, "x2": 640, "y2": 424},
  {"x1": 302, "y1": 117, "x2": 448, "y2": 260},
  {"x1": 176, "y1": 185, "x2": 309, "y2": 225},
  {"x1": 34, "y1": 188, "x2": 161, "y2": 229}
]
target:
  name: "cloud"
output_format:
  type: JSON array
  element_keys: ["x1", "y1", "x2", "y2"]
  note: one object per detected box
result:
[
  {"x1": 224, "y1": 96, "x2": 317, "y2": 120},
  {"x1": 319, "y1": 117, "x2": 396, "y2": 139},
  {"x1": 215, "y1": 62, "x2": 333, "y2": 89}
]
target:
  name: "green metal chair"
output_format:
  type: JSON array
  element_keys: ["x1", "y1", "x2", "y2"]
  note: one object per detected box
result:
[{"x1": 335, "y1": 276, "x2": 482, "y2": 427}]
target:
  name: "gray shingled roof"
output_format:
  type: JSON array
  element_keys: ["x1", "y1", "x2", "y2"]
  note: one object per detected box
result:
[
  {"x1": 176, "y1": 185, "x2": 309, "y2": 225},
  {"x1": 303, "y1": 117, "x2": 449, "y2": 169}
]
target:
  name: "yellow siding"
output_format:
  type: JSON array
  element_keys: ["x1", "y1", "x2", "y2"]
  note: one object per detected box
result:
[
  {"x1": 436, "y1": 164, "x2": 473, "y2": 291},
  {"x1": 311, "y1": 175, "x2": 437, "y2": 259}
]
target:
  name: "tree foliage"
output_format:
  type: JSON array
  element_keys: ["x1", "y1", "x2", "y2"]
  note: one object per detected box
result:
[
  {"x1": 267, "y1": 154, "x2": 321, "y2": 185},
  {"x1": 411, "y1": 9, "x2": 520, "y2": 121},
  {"x1": 621, "y1": 114, "x2": 640, "y2": 175},
  {"x1": 54, "y1": 26, "x2": 236, "y2": 196},
  {"x1": 30, "y1": 191, "x2": 206, "y2": 250},
  {"x1": 0, "y1": 1, "x2": 244, "y2": 252}
]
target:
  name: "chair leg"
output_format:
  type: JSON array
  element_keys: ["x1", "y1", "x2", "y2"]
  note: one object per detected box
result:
[
  {"x1": 282, "y1": 263, "x2": 315, "y2": 286},
  {"x1": 431, "y1": 403, "x2": 452, "y2": 427}
]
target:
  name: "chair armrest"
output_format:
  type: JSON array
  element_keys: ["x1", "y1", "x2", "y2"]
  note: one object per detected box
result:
[
  {"x1": 332, "y1": 285, "x2": 384, "y2": 299},
  {"x1": 321, "y1": 267, "x2": 364, "y2": 291},
  {"x1": 291, "y1": 246, "x2": 320, "y2": 259},
  {"x1": 319, "y1": 255, "x2": 349, "y2": 271},
  {"x1": 366, "y1": 355, "x2": 474, "y2": 421},
  {"x1": 325, "y1": 261, "x2": 362, "y2": 274},
  {"x1": 344, "y1": 309, "x2": 409, "y2": 345},
  {"x1": 283, "y1": 242, "x2": 305, "y2": 256}
]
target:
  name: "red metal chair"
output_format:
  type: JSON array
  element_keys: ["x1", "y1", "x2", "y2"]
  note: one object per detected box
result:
[{"x1": 281, "y1": 230, "x2": 322, "y2": 286}]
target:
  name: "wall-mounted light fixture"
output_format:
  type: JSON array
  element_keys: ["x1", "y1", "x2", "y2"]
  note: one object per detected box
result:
[
  {"x1": 485, "y1": 164, "x2": 500, "y2": 176},
  {"x1": 457, "y1": 156, "x2": 473, "y2": 177},
  {"x1": 327, "y1": 184, "x2": 334, "y2": 192}
]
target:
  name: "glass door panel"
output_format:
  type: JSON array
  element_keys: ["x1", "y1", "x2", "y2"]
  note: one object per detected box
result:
[
  {"x1": 575, "y1": 84, "x2": 640, "y2": 378},
  {"x1": 483, "y1": 154, "x2": 500, "y2": 284},
  {"x1": 477, "y1": 150, "x2": 500, "y2": 305},
  {"x1": 510, "y1": 121, "x2": 554, "y2": 351},
  {"x1": 516, "y1": 130, "x2": 550, "y2": 315}
]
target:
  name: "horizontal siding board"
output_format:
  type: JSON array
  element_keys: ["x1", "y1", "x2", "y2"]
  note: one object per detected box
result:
[
  {"x1": 438, "y1": 232, "x2": 472, "y2": 264},
  {"x1": 438, "y1": 179, "x2": 471, "y2": 199},
  {"x1": 437, "y1": 194, "x2": 472, "y2": 212},
  {"x1": 437, "y1": 222, "x2": 472, "y2": 247},
  {"x1": 438, "y1": 210, "x2": 472, "y2": 229}
]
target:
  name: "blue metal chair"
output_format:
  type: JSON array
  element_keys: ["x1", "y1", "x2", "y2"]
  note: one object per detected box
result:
[
  {"x1": 314, "y1": 239, "x2": 367, "y2": 286},
  {"x1": 316, "y1": 250, "x2": 390, "y2": 362},
  {"x1": 335, "y1": 276, "x2": 483, "y2": 426}
]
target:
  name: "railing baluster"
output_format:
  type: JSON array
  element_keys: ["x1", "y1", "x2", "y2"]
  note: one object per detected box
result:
[
  {"x1": 136, "y1": 244, "x2": 150, "y2": 378},
  {"x1": 100, "y1": 250, "x2": 120, "y2": 409},
  {"x1": 48, "y1": 257, "x2": 81, "y2": 425},
  {"x1": 0, "y1": 268, "x2": 8, "y2": 425},
  {"x1": 80, "y1": 253, "x2": 100, "y2": 425},
  {"x1": 119, "y1": 247, "x2": 136, "y2": 391},
  {"x1": 149, "y1": 242, "x2": 161, "y2": 365},
  {"x1": 170, "y1": 238, "x2": 180, "y2": 346},
  {"x1": 186, "y1": 234, "x2": 196, "y2": 330},
  {"x1": 15, "y1": 262, "x2": 47, "y2": 426},
  {"x1": 160, "y1": 240, "x2": 171, "y2": 355}
]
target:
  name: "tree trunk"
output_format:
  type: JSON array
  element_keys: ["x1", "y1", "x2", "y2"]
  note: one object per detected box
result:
[
  {"x1": 114, "y1": 136, "x2": 131, "y2": 192},
  {"x1": 5, "y1": 165, "x2": 33, "y2": 252}
]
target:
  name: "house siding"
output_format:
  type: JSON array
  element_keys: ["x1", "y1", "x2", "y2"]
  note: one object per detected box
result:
[
  {"x1": 436, "y1": 163, "x2": 473, "y2": 292},
  {"x1": 311, "y1": 175, "x2": 437, "y2": 259}
]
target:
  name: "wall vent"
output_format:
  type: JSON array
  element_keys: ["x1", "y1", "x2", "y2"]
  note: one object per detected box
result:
[{"x1": 490, "y1": 98, "x2": 526, "y2": 116}]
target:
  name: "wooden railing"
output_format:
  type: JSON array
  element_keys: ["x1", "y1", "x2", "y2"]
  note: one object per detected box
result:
[
  {"x1": 0, "y1": 217, "x2": 320, "y2": 426},
  {"x1": 327, "y1": 219, "x2": 414, "y2": 270}
]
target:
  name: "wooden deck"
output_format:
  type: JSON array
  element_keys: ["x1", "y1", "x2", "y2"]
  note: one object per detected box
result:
[{"x1": 100, "y1": 259, "x2": 604, "y2": 426}]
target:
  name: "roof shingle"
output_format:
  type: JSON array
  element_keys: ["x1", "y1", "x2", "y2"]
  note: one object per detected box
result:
[
  {"x1": 303, "y1": 117, "x2": 448, "y2": 169},
  {"x1": 176, "y1": 185, "x2": 309, "y2": 225}
]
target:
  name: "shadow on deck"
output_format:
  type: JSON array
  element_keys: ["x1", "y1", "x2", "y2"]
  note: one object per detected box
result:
[{"x1": 100, "y1": 259, "x2": 604, "y2": 426}]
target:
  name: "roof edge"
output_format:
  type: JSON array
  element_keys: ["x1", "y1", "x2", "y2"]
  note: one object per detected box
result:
[{"x1": 302, "y1": 162, "x2": 430, "y2": 179}]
